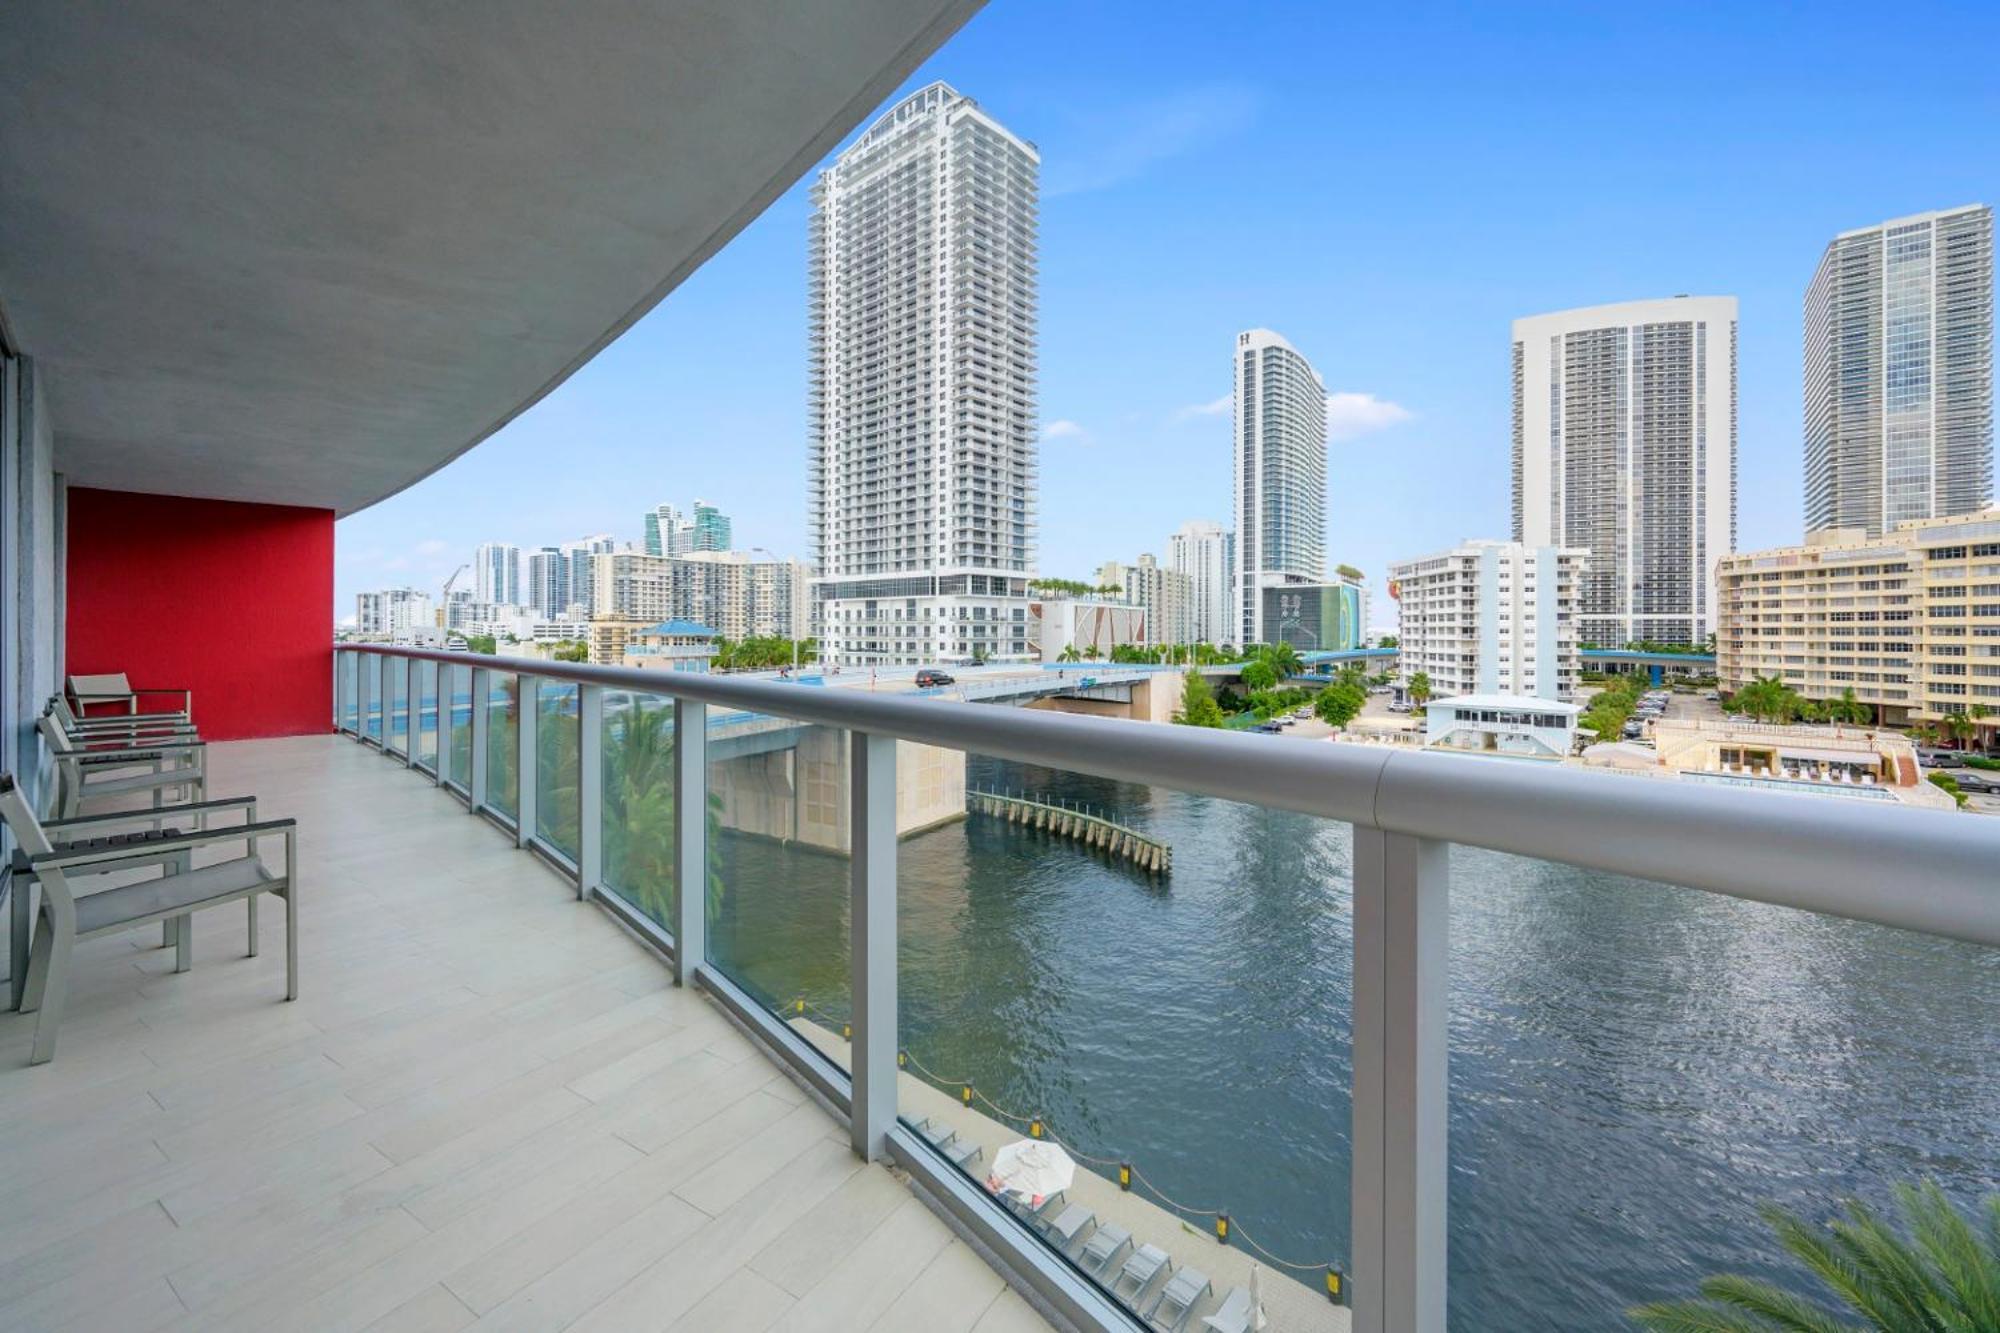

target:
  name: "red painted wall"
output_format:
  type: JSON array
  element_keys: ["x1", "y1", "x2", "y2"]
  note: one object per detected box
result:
[{"x1": 66, "y1": 488, "x2": 333, "y2": 740}]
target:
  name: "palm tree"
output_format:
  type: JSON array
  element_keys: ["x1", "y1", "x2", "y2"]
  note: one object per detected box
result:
[
  {"x1": 1262, "y1": 641, "x2": 1303, "y2": 678},
  {"x1": 1828, "y1": 686, "x2": 1872, "y2": 727},
  {"x1": 1943, "y1": 713, "x2": 1977, "y2": 750},
  {"x1": 1056, "y1": 644, "x2": 1081, "y2": 664},
  {"x1": 1630, "y1": 1180, "x2": 2000, "y2": 1332},
  {"x1": 1408, "y1": 671, "x2": 1432, "y2": 709}
]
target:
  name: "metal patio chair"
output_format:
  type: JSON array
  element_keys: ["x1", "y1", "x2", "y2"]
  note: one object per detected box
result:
[
  {"x1": 1145, "y1": 1265, "x2": 1211, "y2": 1332},
  {"x1": 48, "y1": 695, "x2": 200, "y2": 744},
  {"x1": 1112, "y1": 1242, "x2": 1172, "y2": 1305},
  {"x1": 1077, "y1": 1221, "x2": 1131, "y2": 1276},
  {"x1": 0, "y1": 773, "x2": 296, "y2": 1065},
  {"x1": 36, "y1": 715, "x2": 206, "y2": 819},
  {"x1": 66, "y1": 672, "x2": 193, "y2": 723}
]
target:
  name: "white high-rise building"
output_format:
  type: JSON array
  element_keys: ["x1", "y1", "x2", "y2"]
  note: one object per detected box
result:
[
  {"x1": 1512, "y1": 296, "x2": 1737, "y2": 647},
  {"x1": 808, "y1": 82, "x2": 1039, "y2": 665},
  {"x1": 1232, "y1": 329, "x2": 1327, "y2": 647},
  {"x1": 1167, "y1": 519, "x2": 1233, "y2": 646},
  {"x1": 474, "y1": 542, "x2": 521, "y2": 606},
  {"x1": 1095, "y1": 554, "x2": 1191, "y2": 647},
  {"x1": 1805, "y1": 205, "x2": 1993, "y2": 537},
  {"x1": 527, "y1": 546, "x2": 567, "y2": 616},
  {"x1": 561, "y1": 534, "x2": 616, "y2": 615},
  {"x1": 355, "y1": 587, "x2": 433, "y2": 637},
  {"x1": 1389, "y1": 540, "x2": 1588, "y2": 702}
]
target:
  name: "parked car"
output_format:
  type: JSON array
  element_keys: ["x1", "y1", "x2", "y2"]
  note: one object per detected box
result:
[
  {"x1": 1917, "y1": 749, "x2": 1964, "y2": 768},
  {"x1": 915, "y1": 668, "x2": 955, "y2": 688}
]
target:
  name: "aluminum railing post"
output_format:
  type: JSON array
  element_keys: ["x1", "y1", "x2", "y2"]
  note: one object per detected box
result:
[
  {"x1": 577, "y1": 684, "x2": 603, "y2": 900},
  {"x1": 468, "y1": 666, "x2": 490, "y2": 812},
  {"x1": 849, "y1": 730, "x2": 898, "y2": 1160},
  {"x1": 372, "y1": 654, "x2": 386, "y2": 747},
  {"x1": 355, "y1": 651, "x2": 372, "y2": 744},
  {"x1": 516, "y1": 674, "x2": 537, "y2": 848},
  {"x1": 1351, "y1": 827, "x2": 1449, "y2": 1333},
  {"x1": 672, "y1": 698, "x2": 706, "y2": 985},
  {"x1": 400, "y1": 657, "x2": 416, "y2": 766},
  {"x1": 434, "y1": 665, "x2": 453, "y2": 790}
]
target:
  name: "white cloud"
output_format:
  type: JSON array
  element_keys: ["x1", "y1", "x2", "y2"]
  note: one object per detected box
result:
[
  {"x1": 414, "y1": 538, "x2": 450, "y2": 557},
  {"x1": 1171, "y1": 394, "x2": 1232, "y2": 423},
  {"x1": 1325, "y1": 392, "x2": 1414, "y2": 442},
  {"x1": 1042, "y1": 419, "x2": 1089, "y2": 442}
]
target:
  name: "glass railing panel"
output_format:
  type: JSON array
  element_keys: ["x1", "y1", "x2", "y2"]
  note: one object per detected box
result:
[
  {"x1": 446, "y1": 664, "x2": 473, "y2": 795},
  {"x1": 1448, "y1": 847, "x2": 2000, "y2": 1328},
  {"x1": 534, "y1": 679, "x2": 580, "y2": 863},
  {"x1": 704, "y1": 712, "x2": 851, "y2": 1075},
  {"x1": 415, "y1": 660, "x2": 438, "y2": 771},
  {"x1": 600, "y1": 689, "x2": 675, "y2": 935},
  {"x1": 363, "y1": 658, "x2": 383, "y2": 744},
  {"x1": 338, "y1": 651, "x2": 358, "y2": 732},
  {"x1": 484, "y1": 671, "x2": 519, "y2": 823},
  {"x1": 894, "y1": 749, "x2": 1352, "y2": 1332},
  {"x1": 386, "y1": 657, "x2": 408, "y2": 755}
]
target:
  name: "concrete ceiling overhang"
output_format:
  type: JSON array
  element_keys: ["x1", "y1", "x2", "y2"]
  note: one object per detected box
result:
[{"x1": 0, "y1": 2, "x2": 981, "y2": 515}]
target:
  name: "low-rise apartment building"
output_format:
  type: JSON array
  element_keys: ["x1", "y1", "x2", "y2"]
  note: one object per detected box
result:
[
  {"x1": 1716, "y1": 508, "x2": 2000, "y2": 735},
  {"x1": 1389, "y1": 540, "x2": 1587, "y2": 701}
]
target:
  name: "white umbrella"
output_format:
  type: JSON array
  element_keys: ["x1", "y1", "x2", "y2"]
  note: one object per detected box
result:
[
  {"x1": 1250, "y1": 1261, "x2": 1269, "y2": 1330},
  {"x1": 986, "y1": 1139, "x2": 1075, "y2": 1201}
]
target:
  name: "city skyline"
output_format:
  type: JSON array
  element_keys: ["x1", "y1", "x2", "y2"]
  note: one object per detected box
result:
[{"x1": 332, "y1": 4, "x2": 1999, "y2": 623}]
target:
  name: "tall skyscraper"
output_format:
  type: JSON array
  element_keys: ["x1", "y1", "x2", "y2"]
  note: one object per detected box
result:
[
  {"x1": 527, "y1": 546, "x2": 567, "y2": 615},
  {"x1": 1805, "y1": 205, "x2": 1993, "y2": 536},
  {"x1": 1232, "y1": 329, "x2": 1327, "y2": 646},
  {"x1": 473, "y1": 542, "x2": 521, "y2": 606},
  {"x1": 1167, "y1": 519, "x2": 1233, "y2": 647},
  {"x1": 1512, "y1": 296, "x2": 1737, "y2": 647},
  {"x1": 690, "y1": 500, "x2": 732, "y2": 553},
  {"x1": 643, "y1": 504, "x2": 681, "y2": 558},
  {"x1": 808, "y1": 82, "x2": 1039, "y2": 665}
]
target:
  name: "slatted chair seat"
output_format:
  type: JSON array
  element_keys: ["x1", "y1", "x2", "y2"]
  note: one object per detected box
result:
[{"x1": 72, "y1": 857, "x2": 278, "y2": 937}]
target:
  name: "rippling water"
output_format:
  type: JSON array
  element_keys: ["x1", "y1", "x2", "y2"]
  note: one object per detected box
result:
[{"x1": 707, "y1": 754, "x2": 2000, "y2": 1331}]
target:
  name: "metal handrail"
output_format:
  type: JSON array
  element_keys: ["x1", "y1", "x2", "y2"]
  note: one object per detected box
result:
[{"x1": 335, "y1": 644, "x2": 2000, "y2": 947}]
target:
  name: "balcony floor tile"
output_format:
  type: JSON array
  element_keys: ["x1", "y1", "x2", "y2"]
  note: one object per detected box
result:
[{"x1": 0, "y1": 735, "x2": 1050, "y2": 1333}]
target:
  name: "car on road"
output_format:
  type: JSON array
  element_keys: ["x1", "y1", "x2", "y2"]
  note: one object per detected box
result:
[{"x1": 915, "y1": 668, "x2": 955, "y2": 688}]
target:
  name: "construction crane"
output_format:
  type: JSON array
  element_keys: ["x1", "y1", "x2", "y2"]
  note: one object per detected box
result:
[{"x1": 437, "y1": 563, "x2": 468, "y2": 628}]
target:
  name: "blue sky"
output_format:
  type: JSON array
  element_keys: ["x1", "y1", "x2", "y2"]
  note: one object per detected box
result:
[{"x1": 336, "y1": 1, "x2": 2000, "y2": 624}]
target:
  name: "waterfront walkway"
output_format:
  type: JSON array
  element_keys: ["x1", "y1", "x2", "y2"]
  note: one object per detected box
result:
[{"x1": 794, "y1": 1022, "x2": 1352, "y2": 1333}]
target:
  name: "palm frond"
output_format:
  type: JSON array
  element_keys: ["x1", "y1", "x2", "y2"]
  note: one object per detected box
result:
[
  {"x1": 1628, "y1": 1299, "x2": 1789, "y2": 1333},
  {"x1": 1898, "y1": 1181, "x2": 2000, "y2": 1330},
  {"x1": 1697, "y1": 1274, "x2": 1862, "y2": 1333}
]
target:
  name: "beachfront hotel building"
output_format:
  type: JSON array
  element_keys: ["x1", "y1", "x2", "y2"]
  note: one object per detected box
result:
[
  {"x1": 1232, "y1": 329, "x2": 1328, "y2": 647},
  {"x1": 1512, "y1": 296, "x2": 1737, "y2": 648},
  {"x1": 1716, "y1": 507, "x2": 2000, "y2": 742},
  {"x1": 1390, "y1": 539, "x2": 1588, "y2": 702},
  {"x1": 1805, "y1": 206, "x2": 1994, "y2": 538},
  {"x1": 1167, "y1": 518, "x2": 1233, "y2": 646},
  {"x1": 807, "y1": 82, "x2": 1040, "y2": 665}
]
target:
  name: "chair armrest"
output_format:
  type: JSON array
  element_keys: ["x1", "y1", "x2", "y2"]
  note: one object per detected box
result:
[
  {"x1": 29, "y1": 818, "x2": 297, "y2": 870},
  {"x1": 43, "y1": 796, "x2": 257, "y2": 828},
  {"x1": 66, "y1": 715, "x2": 197, "y2": 732},
  {"x1": 56, "y1": 739, "x2": 206, "y2": 760}
]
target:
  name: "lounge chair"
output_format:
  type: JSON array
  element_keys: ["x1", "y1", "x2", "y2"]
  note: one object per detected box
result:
[
  {"x1": 66, "y1": 672, "x2": 193, "y2": 722},
  {"x1": 1007, "y1": 1188, "x2": 1065, "y2": 1229},
  {"x1": 1039, "y1": 1203, "x2": 1094, "y2": 1249},
  {"x1": 912, "y1": 1118, "x2": 983, "y2": 1170},
  {"x1": 0, "y1": 773, "x2": 297, "y2": 1064},
  {"x1": 1200, "y1": 1287, "x2": 1254, "y2": 1333},
  {"x1": 1146, "y1": 1266, "x2": 1211, "y2": 1332},
  {"x1": 1078, "y1": 1222, "x2": 1131, "y2": 1275},
  {"x1": 1112, "y1": 1243, "x2": 1172, "y2": 1304}
]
